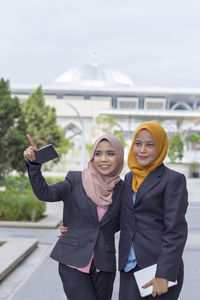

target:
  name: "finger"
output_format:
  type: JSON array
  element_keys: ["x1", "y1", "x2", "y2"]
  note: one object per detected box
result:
[
  {"x1": 152, "y1": 291, "x2": 157, "y2": 297},
  {"x1": 142, "y1": 280, "x2": 152, "y2": 289},
  {"x1": 26, "y1": 134, "x2": 37, "y2": 148},
  {"x1": 60, "y1": 226, "x2": 67, "y2": 233}
]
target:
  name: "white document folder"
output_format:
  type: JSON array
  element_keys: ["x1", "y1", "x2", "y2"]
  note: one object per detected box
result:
[{"x1": 133, "y1": 264, "x2": 177, "y2": 297}]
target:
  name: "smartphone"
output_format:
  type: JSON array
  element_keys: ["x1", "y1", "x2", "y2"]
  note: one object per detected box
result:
[{"x1": 33, "y1": 144, "x2": 58, "y2": 164}]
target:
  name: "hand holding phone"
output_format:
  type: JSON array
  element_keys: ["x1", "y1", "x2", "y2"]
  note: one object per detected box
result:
[
  {"x1": 24, "y1": 134, "x2": 58, "y2": 164},
  {"x1": 34, "y1": 144, "x2": 58, "y2": 164}
]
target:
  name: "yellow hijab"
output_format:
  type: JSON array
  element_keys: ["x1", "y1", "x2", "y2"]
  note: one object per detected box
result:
[{"x1": 128, "y1": 120, "x2": 168, "y2": 192}]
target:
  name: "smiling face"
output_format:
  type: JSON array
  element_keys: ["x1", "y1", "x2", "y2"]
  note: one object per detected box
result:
[
  {"x1": 133, "y1": 130, "x2": 158, "y2": 167},
  {"x1": 93, "y1": 140, "x2": 118, "y2": 176}
]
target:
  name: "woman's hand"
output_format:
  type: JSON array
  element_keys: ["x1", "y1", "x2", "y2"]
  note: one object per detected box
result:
[
  {"x1": 23, "y1": 134, "x2": 38, "y2": 161},
  {"x1": 58, "y1": 222, "x2": 67, "y2": 237},
  {"x1": 142, "y1": 277, "x2": 168, "y2": 297}
]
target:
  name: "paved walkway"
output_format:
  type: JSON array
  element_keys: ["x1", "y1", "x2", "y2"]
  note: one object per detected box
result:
[
  {"x1": 0, "y1": 201, "x2": 63, "y2": 285},
  {"x1": 0, "y1": 178, "x2": 199, "y2": 300}
]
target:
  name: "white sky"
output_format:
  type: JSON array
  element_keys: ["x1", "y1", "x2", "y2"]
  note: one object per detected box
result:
[{"x1": 1, "y1": 0, "x2": 200, "y2": 87}]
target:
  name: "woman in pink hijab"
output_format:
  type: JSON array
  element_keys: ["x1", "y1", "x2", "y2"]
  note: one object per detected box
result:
[{"x1": 24, "y1": 134, "x2": 124, "y2": 300}]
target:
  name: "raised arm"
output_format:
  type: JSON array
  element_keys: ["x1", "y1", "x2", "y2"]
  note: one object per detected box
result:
[{"x1": 24, "y1": 134, "x2": 69, "y2": 203}]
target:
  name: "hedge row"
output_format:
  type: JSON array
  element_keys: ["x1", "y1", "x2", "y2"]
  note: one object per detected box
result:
[
  {"x1": 0, "y1": 175, "x2": 64, "y2": 222},
  {"x1": 4, "y1": 175, "x2": 65, "y2": 191},
  {"x1": 0, "y1": 190, "x2": 46, "y2": 221}
]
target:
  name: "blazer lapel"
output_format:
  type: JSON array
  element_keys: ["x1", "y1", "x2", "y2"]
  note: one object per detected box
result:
[
  {"x1": 99, "y1": 181, "x2": 122, "y2": 224},
  {"x1": 79, "y1": 186, "x2": 99, "y2": 223},
  {"x1": 125, "y1": 172, "x2": 135, "y2": 210},
  {"x1": 87, "y1": 195, "x2": 99, "y2": 221},
  {"x1": 81, "y1": 180, "x2": 123, "y2": 224},
  {"x1": 135, "y1": 164, "x2": 164, "y2": 206}
]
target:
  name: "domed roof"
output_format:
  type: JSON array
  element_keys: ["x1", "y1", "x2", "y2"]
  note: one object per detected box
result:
[{"x1": 54, "y1": 63, "x2": 135, "y2": 88}]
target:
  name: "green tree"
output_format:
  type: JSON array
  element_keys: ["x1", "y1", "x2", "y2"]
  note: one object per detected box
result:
[
  {"x1": 22, "y1": 86, "x2": 72, "y2": 163},
  {"x1": 87, "y1": 115, "x2": 126, "y2": 155},
  {"x1": 186, "y1": 132, "x2": 200, "y2": 151},
  {"x1": 0, "y1": 78, "x2": 28, "y2": 181},
  {"x1": 186, "y1": 132, "x2": 200, "y2": 174},
  {"x1": 5, "y1": 115, "x2": 28, "y2": 175},
  {"x1": 168, "y1": 134, "x2": 184, "y2": 163},
  {"x1": 95, "y1": 115, "x2": 126, "y2": 146}
]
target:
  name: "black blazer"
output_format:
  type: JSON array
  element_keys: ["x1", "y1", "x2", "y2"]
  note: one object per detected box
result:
[
  {"x1": 119, "y1": 163, "x2": 188, "y2": 282},
  {"x1": 27, "y1": 163, "x2": 123, "y2": 272}
]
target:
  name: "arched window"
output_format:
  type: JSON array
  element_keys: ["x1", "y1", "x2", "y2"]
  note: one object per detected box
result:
[
  {"x1": 171, "y1": 102, "x2": 192, "y2": 110},
  {"x1": 64, "y1": 122, "x2": 81, "y2": 139}
]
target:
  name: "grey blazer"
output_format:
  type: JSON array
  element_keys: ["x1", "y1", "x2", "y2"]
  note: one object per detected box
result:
[
  {"x1": 119, "y1": 163, "x2": 188, "y2": 282},
  {"x1": 27, "y1": 163, "x2": 123, "y2": 272}
]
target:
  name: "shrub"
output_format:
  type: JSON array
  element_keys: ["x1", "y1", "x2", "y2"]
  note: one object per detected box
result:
[
  {"x1": 1, "y1": 175, "x2": 64, "y2": 222},
  {"x1": 168, "y1": 134, "x2": 184, "y2": 163},
  {"x1": 0, "y1": 190, "x2": 46, "y2": 221},
  {"x1": 4, "y1": 175, "x2": 65, "y2": 191},
  {"x1": 4, "y1": 175, "x2": 31, "y2": 191}
]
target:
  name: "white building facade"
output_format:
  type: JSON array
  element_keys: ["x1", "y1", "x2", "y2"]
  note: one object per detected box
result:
[{"x1": 11, "y1": 63, "x2": 200, "y2": 175}]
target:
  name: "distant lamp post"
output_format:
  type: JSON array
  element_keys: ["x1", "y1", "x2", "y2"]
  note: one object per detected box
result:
[{"x1": 65, "y1": 102, "x2": 86, "y2": 169}]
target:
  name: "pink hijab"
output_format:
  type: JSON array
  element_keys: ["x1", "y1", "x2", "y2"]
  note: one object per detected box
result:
[{"x1": 82, "y1": 134, "x2": 124, "y2": 208}]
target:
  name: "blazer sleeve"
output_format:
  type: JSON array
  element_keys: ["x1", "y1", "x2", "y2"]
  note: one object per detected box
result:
[
  {"x1": 26, "y1": 162, "x2": 72, "y2": 202},
  {"x1": 155, "y1": 171, "x2": 188, "y2": 281}
]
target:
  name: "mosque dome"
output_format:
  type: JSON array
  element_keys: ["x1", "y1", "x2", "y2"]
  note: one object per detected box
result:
[{"x1": 54, "y1": 63, "x2": 135, "y2": 88}]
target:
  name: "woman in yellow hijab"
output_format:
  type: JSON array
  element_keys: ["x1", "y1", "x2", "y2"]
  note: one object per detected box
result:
[
  {"x1": 119, "y1": 120, "x2": 188, "y2": 300},
  {"x1": 128, "y1": 120, "x2": 168, "y2": 193}
]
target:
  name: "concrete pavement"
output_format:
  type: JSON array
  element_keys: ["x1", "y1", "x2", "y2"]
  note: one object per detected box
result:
[
  {"x1": 0, "y1": 201, "x2": 63, "y2": 288},
  {"x1": 0, "y1": 237, "x2": 37, "y2": 282}
]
